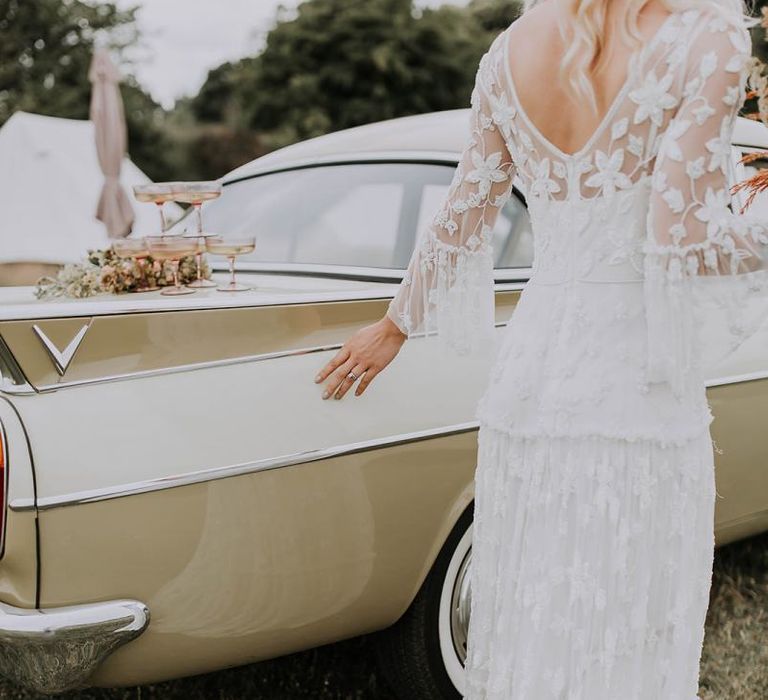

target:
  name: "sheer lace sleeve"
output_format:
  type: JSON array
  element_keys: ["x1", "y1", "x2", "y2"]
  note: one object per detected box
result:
[
  {"x1": 644, "y1": 12, "x2": 768, "y2": 397},
  {"x1": 385, "y1": 37, "x2": 516, "y2": 357}
]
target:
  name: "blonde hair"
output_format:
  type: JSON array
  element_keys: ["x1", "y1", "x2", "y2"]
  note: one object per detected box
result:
[{"x1": 521, "y1": 0, "x2": 752, "y2": 113}]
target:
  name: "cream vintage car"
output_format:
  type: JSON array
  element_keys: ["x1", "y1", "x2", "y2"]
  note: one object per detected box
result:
[{"x1": 0, "y1": 109, "x2": 766, "y2": 699}]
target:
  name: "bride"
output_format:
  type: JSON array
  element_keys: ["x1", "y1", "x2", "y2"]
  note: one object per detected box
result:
[{"x1": 315, "y1": 0, "x2": 768, "y2": 697}]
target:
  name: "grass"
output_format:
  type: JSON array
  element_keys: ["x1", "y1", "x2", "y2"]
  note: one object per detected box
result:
[
  {"x1": 0, "y1": 531, "x2": 766, "y2": 699},
  {"x1": 699, "y1": 530, "x2": 768, "y2": 700}
]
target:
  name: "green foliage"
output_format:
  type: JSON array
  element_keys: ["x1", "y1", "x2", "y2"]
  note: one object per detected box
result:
[
  {"x1": 0, "y1": 0, "x2": 137, "y2": 122},
  {"x1": 122, "y1": 78, "x2": 175, "y2": 181},
  {"x1": 467, "y1": 0, "x2": 523, "y2": 32},
  {"x1": 184, "y1": 125, "x2": 267, "y2": 181},
  {"x1": 190, "y1": 0, "x2": 524, "y2": 157},
  {"x1": 250, "y1": 0, "x2": 514, "y2": 140},
  {"x1": 0, "y1": 0, "x2": 173, "y2": 179},
  {"x1": 192, "y1": 58, "x2": 259, "y2": 126},
  {"x1": 753, "y1": 0, "x2": 768, "y2": 63},
  {"x1": 193, "y1": 61, "x2": 239, "y2": 124}
]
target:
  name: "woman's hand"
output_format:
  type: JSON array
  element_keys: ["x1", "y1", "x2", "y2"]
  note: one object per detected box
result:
[{"x1": 314, "y1": 315, "x2": 407, "y2": 400}]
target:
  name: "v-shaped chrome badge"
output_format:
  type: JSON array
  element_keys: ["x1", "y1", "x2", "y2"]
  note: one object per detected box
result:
[{"x1": 32, "y1": 323, "x2": 90, "y2": 376}]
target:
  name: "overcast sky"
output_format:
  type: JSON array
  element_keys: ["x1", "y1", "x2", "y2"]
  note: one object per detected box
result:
[{"x1": 110, "y1": 0, "x2": 468, "y2": 108}]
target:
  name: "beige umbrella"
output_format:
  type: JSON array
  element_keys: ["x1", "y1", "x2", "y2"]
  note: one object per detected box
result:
[{"x1": 88, "y1": 48, "x2": 134, "y2": 238}]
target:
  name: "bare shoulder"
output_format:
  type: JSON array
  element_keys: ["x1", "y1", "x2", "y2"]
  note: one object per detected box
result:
[
  {"x1": 505, "y1": 2, "x2": 558, "y2": 48},
  {"x1": 502, "y1": 2, "x2": 562, "y2": 76}
]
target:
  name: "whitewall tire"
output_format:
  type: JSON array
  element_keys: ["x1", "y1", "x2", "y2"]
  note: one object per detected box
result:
[{"x1": 375, "y1": 504, "x2": 474, "y2": 699}]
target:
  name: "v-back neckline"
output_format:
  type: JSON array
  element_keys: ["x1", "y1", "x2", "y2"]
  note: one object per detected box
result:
[{"x1": 502, "y1": 10, "x2": 678, "y2": 161}]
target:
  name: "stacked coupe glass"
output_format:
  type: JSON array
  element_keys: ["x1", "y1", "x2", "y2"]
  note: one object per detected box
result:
[{"x1": 120, "y1": 182, "x2": 256, "y2": 296}]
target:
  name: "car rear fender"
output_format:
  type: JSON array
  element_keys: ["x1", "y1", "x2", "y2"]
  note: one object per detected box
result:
[{"x1": 0, "y1": 396, "x2": 39, "y2": 608}]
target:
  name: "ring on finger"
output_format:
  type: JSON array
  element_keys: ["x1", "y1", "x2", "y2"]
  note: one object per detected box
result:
[{"x1": 336, "y1": 366, "x2": 364, "y2": 398}]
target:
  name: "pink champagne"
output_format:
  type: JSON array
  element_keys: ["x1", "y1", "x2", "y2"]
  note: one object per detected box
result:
[{"x1": 205, "y1": 242, "x2": 256, "y2": 256}]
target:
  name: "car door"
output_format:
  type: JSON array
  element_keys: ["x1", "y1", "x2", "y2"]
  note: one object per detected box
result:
[{"x1": 706, "y1": 146, "x2": 768, "y2": 545}]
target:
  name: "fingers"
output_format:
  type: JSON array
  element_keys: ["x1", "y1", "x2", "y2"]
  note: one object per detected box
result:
[
  {"x1": 321, "y1": 357, "x2": 355, "y2": 399},
  {"x1": 315, "y1": 321, "x2": 398, "y2": 400},
  {"x1": 332, "y1": 363, "x2": 366, "y2": 400},
  {"x1": 315, "y1": 346, "x2": 351, "y2": 385},
  {"x1": 355, "y1": 366, "x2": 380, "y2": 397}
]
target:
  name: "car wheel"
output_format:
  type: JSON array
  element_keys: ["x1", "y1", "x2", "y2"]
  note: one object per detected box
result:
[{"x1": 375, "y1": 504, "x2": 474, "y2": 700}]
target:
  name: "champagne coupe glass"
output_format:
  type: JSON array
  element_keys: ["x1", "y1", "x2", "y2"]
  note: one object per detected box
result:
[
  {"x1": 146, "y1": 236, "x2": 198, "y2": 296},
  {"x1": 174, "y1": 181, "x2": 222, "y2": 289},
  {"x1": 205, "y1": 235, "x2": 256, "y2": 292},
  {"x1": 132, "y1": 183, "x2": 177, "y2": 234},
  {"x1": 112, "y1": 238, "x2": 159, "y2": 292}
]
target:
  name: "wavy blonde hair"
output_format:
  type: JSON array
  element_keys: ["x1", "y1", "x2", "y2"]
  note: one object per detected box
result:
[{"x1": 521, "y1": 0, "x2": 751, "y2": 113}]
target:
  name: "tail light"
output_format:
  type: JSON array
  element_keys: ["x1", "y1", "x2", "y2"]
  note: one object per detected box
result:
[{"x1": 0, "y1": 423, "x2": 6, "y2": 559}]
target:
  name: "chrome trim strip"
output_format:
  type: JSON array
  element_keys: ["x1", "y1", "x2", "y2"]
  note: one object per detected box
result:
[
  {"x1": 23, "y1": 312, "x2": 519, "y2": 394},
  {"x1": 36, "y1": 341, "x2": 349, "y2": 392},
  {"x1": 0, "y1": 421, "x2": 8, "y2": 558},
  {"x1": 0, "y1": 336, "x2": 34, "y2": 395},
  {"x1": 212, "y1": 262, "x2": 408, "y2": 281},
  {"x1": 14, "y1": 315, "x2": 767, "y2": 395},
  {"x1": 0, "y1": 381, "x2": 36, "y2": 396},
  {"x1": 9, "y1": 370, "x2": 767, "y2": 511},
  {"x1": 0, "y1": 598, "x2": 149, "y2": 694},
  {"x1": 206, "y1": 261, "x2": 534, "y2": 284},
  {"x1": 10, "y1": 421, "x2": 480, "y2": 512},
  {"x1": 221, "y1": 149, "x2": 464, "y2": 185},
  {"x1": 717, "y1": 506, "x2": 768, "y2": 530},
  {"x1": 705, "y1": 369, "x2": 768, "y2": 388}
]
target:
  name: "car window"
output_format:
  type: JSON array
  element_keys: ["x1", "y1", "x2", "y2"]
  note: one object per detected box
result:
[
  {"x1": 190, "y1": 163, "x2": 452, "y2": 269},
  {"x1": 187, "y1": 162, "x2": 533, "y2": 270},
  {"x1": 495, "y1": 193, "x2": 534, "y2": 269}
]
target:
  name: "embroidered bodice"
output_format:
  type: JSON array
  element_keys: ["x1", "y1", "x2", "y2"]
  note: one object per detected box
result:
[{"x1": 386, "y1": 6, "x2": 768, "y2": 405}]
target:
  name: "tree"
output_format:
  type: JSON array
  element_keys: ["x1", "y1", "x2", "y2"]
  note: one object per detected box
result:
[
  {"x1": 244, "y1": 0, "x2": 488, "y2": 142},
  {"x1": 754, "y1": 0, "x2": 768, "y2": 63},
  {"x1": 192, "y1": 56, "x2": 261, "y2": 126},
  {"x1": 0, "y1": 0, "x2": 137, "y2": 123},
  {"x1": 122, "y1": 78, "x2": 175, "y2": 181},
  {"x1": 189, "y1": 0, "x2": 524, "y2": 158},
  {"x1": 468, "y1": 0, "x2": 523, "y2": 33},
  {"x1": 193, "y1": 62, "x2": 237, "y2": 124},
  {"x1": 0, "y1": 0, "x2": 173, "y2": 180}
]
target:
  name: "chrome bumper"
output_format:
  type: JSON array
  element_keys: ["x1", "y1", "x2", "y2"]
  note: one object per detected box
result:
[{"x1": 0, "y1": 598, "x2": 149, "y2": 694}]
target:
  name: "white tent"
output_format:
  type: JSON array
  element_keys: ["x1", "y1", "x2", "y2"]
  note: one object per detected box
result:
[{"x1": 0, "y1": 111, "x2": 180, "y2": 265}]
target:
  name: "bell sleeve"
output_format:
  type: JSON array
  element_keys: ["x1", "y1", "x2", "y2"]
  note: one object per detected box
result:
[
  {"x1": 385, "y1": 39, "x2": 517, "y2": 358},
  {"x1": 644, "y1": 13, "x2": 768, "y2": 398}
]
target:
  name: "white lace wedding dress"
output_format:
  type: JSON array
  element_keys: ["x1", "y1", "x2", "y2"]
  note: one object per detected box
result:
[{"x1": 386, "y1": 7, "x2": 768, "y2": 700}]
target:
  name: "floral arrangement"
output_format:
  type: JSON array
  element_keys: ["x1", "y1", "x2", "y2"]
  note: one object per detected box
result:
[
  {"x1": 34, "y1": 247, "x2": 209, "y2": 299},
  {"x1": 731, "y1": 10, "x2": 768, "y2": 210}
]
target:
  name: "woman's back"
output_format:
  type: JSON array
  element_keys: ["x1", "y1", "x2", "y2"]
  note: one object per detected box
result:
[
  {"x1": 506, "y1": 1, "x2": 677, "y2": 160},
  {"x1": 385, "y1": 1, "x2": 766, "y2": 397},
  {"x1": 482, "y1": 3, "x2": 750, "y2": 202},
  {"x1": 465, "y1": 3, "x2": 768, "y2": 436}
]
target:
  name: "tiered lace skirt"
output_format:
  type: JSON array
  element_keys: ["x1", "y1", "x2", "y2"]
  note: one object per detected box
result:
[{"x1": 462, "y1": 425, "x2": 716, "y2": 700}]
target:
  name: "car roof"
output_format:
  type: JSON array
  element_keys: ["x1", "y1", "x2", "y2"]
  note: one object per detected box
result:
[
  {"x1": 223, "y1": 109, "x2": 471, "y2": 182},
  {"x1": 223, "y1": 110, "x2": 768, "y2": 183}
]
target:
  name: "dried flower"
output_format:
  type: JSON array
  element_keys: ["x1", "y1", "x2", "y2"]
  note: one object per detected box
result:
[
  {"x1": 731, "y1": 50, "x2": 768, "y2": 212},
  {"x1": 35, "y1": 246, "x2": 210, "y2": 299},
  {"x1": 731, "y1": 152, "x2": 768, "y2": 213}
]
